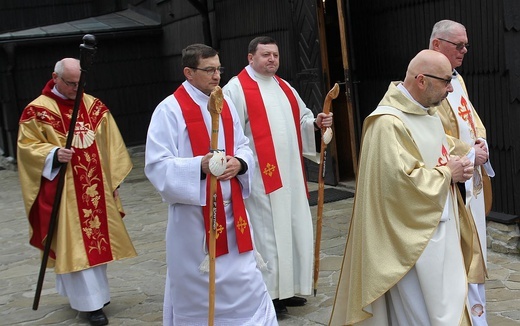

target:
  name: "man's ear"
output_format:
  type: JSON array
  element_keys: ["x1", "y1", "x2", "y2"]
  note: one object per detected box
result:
[
  {"x1": 247, "y1": 53, "x2": 253, "y2": 64},
  {"x1": 431, "y1": 39, "x2": 441, "y2": 51},
  {"x1": 183, "y1": 67, "x2": 192, "y2": 80}
]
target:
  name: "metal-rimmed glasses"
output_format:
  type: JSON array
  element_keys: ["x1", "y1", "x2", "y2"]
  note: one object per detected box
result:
[
  {"x1": 438, "y1": 38, "x2": 469, "y2": 51},
  {"x1": 60, "y1": 76, "x2": 80, "y2": 88},
  {"x1": 415, "y1": 74, "x2": 453, "y2": 86},
  {"x1": 187, "y1": 66, "x2": 224, "y2": 76}
]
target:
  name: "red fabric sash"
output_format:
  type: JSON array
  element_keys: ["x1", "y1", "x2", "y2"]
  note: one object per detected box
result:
[
  {"x1": 237, "y1": 69, "x2": 308, "y2": 195},
  {"x1": 174, "y1": 85, "x2": 253, "y2": 256},
  {"x1": 237, "y1": 70, "x2": 283, "y2": 194}
]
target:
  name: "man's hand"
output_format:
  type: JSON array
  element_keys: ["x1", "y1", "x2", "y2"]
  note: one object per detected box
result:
[
  {"x1": 316, "y1": 112, "x2": 333, "y2": 128},
  {"x1": 201, "y1": 153, "x2": 241, "y2": 181},
  {"x1": 447, "y1": 155, "x2": 474, "y2": 183},
  {"x1": 217, "y1": 156, "x2": 241, "y2": 181},
  {"x1": 474, "y1": 141, "x2": 489, "y2": 166},
  {"x1": 56, "y1": 147, "x2": 75, "y2": 163}
]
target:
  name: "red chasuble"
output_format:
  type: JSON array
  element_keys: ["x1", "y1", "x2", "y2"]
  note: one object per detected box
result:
[{"x1": 174, "y1": 85, "x2": 253, "y2": 257}]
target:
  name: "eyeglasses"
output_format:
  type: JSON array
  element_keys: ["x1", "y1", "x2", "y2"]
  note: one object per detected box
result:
[
  {"x1": 438, "y1": 38, "x2": 469, "y2": 51},
  {"x1": 415, "y1": 74, "x2": 453, "y2": 86},
  {"x1": 60, "y1": 76, "x2": 80, "y2": 88},
  {"x1": 187, "y1": 66, "x2": 224, "y2": 76}
]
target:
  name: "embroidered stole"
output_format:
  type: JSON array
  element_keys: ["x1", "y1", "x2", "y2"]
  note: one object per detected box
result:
[
  {"x1": 237, "y1": 69, "x2": 307, "y2": 195},
  {"x1": 174, "y1": 85, "x2": 253, "y2": 257}
]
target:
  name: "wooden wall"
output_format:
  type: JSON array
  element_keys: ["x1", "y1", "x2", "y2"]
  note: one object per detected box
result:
[{"x1": 346, "y1": 0, "x2": 518, "y2": 215}]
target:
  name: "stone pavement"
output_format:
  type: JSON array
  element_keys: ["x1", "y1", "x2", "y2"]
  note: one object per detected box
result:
[{"x1": 1, "y1": 146, "x2": 519, "y2": 325}]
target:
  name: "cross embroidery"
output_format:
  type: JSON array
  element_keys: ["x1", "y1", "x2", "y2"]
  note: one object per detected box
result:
[
  {"x1": 215, "y1": 223, "x2": 224, "y2": 239},
  {"x1": 236, "y1": 216, "x2": 248, "y2": 234},
  {"x1": 263, "y1": 163, "x2": 277, "y2": 177},
  {"x1": 457, "y1": 96, "x2": 477, "y2": 138}
]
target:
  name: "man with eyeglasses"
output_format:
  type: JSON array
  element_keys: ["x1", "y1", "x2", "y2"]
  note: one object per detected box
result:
[
  {"x1": 145, "y1": 44, "x2": 277, "y2": 325},
  {"x1": 330, "y1": 49, "x2": 475, "y2": 325},
  {"x1": 430, "y1": 19, "x2": 495, "y2": 326},
  {"x1": 17, "y1": 58, "x2": 136, "y2": 326},
  {"x1": 223, "y1": 36, "x2": 333, "y2": 315}
]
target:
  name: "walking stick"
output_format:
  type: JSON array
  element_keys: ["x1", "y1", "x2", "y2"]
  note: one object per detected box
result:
[
  {"x1": 32, "y1": 34, "x2": 97, "y2": 311},
  {"x1": 313, "y1": 83, "x2": 339, "y2": 296},
  {"x1": 207, "y1": 86, "x2": 223, "y2": 326}
]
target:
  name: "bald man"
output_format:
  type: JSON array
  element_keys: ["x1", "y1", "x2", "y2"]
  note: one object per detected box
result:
[
  {"x1": 18, "y1": 58, "x2": 136, "y2": 326},
  {"x1": 329, "y1": 50, "x2": 474, "y2": 325}
]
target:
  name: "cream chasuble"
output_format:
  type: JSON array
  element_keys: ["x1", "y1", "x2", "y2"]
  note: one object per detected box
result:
[{"x1": 329, "y1": 82, "x2": 470, "y2": 326}]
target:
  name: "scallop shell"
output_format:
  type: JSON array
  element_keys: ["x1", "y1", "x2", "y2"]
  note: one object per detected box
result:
[
  {"x1": 209, "y1": 150, "x2": 226, "y2": 176},
  {"x1": 72, "y1": 127, "x2": 95, "y2": 149},
  {"x1": 323, "y1": 127, "x2": 333, "y2": 145}
]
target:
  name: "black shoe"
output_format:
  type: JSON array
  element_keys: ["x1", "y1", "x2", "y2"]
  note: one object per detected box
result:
[
  {"x1": 272, "y1": 299, "x2": 288, "y2": 315},
  {"x1": 280, "y1": 296, "x2": 307, "y2": 307},
  {"x1": 87, "y1": 308, "x2": 108, "y2": 326}
]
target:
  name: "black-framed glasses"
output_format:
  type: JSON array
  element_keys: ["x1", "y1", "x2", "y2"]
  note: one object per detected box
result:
[
  {"x1": 187, "y1": 66, "x2": 224, "y2": 76},
  {"x1": 438, "y1": 38, "x2": 469, "y2": 51},
  {"x1": 415, "y1": 74, "x2": 453, "y2": 86},
  {"x1": 60, "y1": 76, "x2": 80, "y2": 88}
]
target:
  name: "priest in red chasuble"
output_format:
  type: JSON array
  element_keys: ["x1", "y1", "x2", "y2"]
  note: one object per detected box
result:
[{"x1": 17, "y1": 58, "x2": 136, "y2": 326}]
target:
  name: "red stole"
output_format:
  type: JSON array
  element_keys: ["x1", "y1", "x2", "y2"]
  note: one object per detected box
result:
[
  {"x1": 24, "y1": 86, "x2": 114, "y2": 266},
  {"x1": 237, "y1": 69, "x2": 308, "y2": 195},
  {"x1": 174, "y1": 85, "x2": 253, "y2": 257}
]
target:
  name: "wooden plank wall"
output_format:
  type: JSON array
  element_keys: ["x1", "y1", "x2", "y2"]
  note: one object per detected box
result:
[{"x1": 347, "y1": 0, "x2": 518, "y2": 215}]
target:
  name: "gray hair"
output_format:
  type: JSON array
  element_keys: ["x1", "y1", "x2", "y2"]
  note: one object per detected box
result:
[
  {"x1": 429, "y1": 20, "x2": 466, "y2": 48},
  {"x1": 54, "y1": 58, "x2": 79, "y2": 76}
]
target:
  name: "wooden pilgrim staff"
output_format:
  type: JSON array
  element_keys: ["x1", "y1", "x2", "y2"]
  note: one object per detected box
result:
[
  {"x1": 313, "y1": 83, "x2": 340, "y2": 296},
  {"x1": 32, "y1": 34, "x2": 97, "y2": 311},
  {"x1": 207, "y1": 86, "x2": 224, "y2": 326}
]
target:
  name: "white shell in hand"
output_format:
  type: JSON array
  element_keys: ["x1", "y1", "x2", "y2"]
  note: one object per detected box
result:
[
  {"x1": 323, "y1": 127, "x2": 333, "y2": 144},
  {"x1": 209, "y1": 150, "x2": 226, "y2": 176}
]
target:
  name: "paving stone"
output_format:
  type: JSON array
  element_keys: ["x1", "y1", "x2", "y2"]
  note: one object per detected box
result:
[{"x1": 1, "y1": 149, "x2": 519, "y2": 325}]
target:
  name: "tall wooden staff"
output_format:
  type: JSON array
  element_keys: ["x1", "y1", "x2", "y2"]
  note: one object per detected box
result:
[
  {"x1": 32, "y1": 34, "x2": 97, "y2": 311},
  {"x1": 313, "y1": 83, "x2": 339, "y2": 296},
  {"x1": 207, "y1": 86, "x2": 223, "y2": 326}
]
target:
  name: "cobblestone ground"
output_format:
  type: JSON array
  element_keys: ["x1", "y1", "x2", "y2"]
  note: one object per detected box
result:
[{"x1": 1, "y1": 147, "x2": 519, "y2": 325}]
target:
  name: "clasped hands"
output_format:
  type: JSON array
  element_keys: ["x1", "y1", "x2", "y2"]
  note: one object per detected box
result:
[
  {"x1": 448, "y1": 155, "x2": 474, "y2": 184},
  {"x1": 201, "y1": 153, "x2": 241, "y2": 181}
]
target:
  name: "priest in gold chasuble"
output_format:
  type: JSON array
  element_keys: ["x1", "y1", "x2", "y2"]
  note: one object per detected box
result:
[
  {"x1": 17, "y1": 58, "x2": 136, "y2": 322},
  {"x1": 329, "y1": 50, "x2": 475, "y2": 326}
]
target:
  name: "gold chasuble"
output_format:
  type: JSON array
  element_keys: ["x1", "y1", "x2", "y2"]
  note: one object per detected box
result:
[
  {"x1": 330, "y1": 82, "x2": 472, "y2": 326},
  {"x1": 18, "y1": 80, "x2": 136, "y2": 274},
  {"x1": 437, "y1": 74, "x2": 488, "y2": 283}
]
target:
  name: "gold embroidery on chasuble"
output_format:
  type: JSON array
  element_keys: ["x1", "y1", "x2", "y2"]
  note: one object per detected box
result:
[{"x1": 69, "y1": 101, "x2": 113, "y2": 266}]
